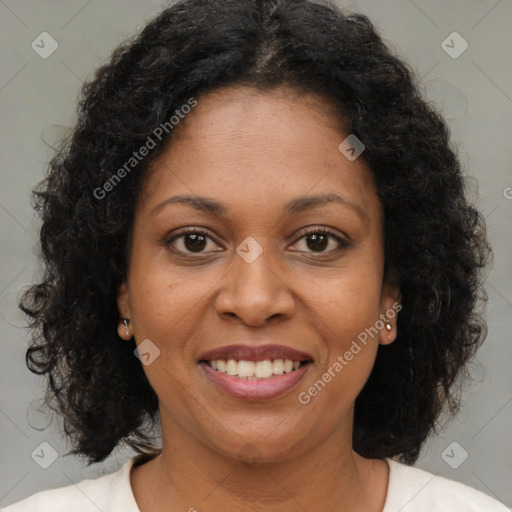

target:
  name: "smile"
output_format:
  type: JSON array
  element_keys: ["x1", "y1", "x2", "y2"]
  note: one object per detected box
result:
[
  {"x1": 204, "y1": 358, "x2": 309, "y2": 379},
  {"x1": 199, "y1": 359, "x2": 313, "y2": 401}
]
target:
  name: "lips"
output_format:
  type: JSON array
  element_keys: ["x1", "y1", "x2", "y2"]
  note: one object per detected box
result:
[
  {"x1": 198, "y1": 343, "x2": 314, "y2": 401},
  {"x1": 199, "y1": 344, "x2": 313, "y2": 363},
  {"x1": 200, "y1": 361, "x2": 312, "y2": 401}
]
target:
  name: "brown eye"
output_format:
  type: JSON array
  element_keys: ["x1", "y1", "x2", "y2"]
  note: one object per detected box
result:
[
  {"x1": 292, "y1": 228, "x2": 349, "y2": 254},
  {"x1": 166, "y1": 229, "x2": 218, "y2": 254},
  {"x1": 305, "y1": 232, "x2": 329, "y2": 252}
]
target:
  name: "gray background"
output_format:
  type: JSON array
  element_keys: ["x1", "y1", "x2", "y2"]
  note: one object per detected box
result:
[{"x1": 0, "y1": 0, "x2": 511, "y2": 508}]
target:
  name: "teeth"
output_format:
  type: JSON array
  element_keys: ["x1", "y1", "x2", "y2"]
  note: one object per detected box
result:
[
  {"x1": 226, "y1": 359, "x2": 238, "y2": 376},
  {"x1": 238, "y1": 360, "x2": 255, "y2": 377},
  {"x1": 272, "y1": 359, "x2": 284, "y2": 375},
  {"x1": 207, "y1": 358, "x2": 306, "y2": 379},
  {"x1": 255, "y1": 360, "x2": 273, "y2": 378}
]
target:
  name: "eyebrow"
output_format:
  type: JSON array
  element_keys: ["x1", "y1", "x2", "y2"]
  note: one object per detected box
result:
[{"x1": 150, "y1": 192, "x2": 368, "y2": 224}]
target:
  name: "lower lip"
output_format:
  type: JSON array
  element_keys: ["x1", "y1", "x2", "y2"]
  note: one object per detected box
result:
[{"x1": 199, "y1": 362, "x2": 312, "y2": 401}]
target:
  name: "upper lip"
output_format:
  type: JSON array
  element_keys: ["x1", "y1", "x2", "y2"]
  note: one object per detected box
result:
[{"x1": 199, "y1": 344, "x2": 313, "y2": 362}]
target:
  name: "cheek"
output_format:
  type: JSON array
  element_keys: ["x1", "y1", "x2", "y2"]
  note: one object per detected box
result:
[
  {"x1": 305, "y1": 256, "x2": 383, "y2": 341},
  {"x1": 301, "y1": 281, "x2": 382, "y2": 417},
  {"x1": 126, "y1": 256, "x2": 225, "y2": 392},
  {"x1": 128, "y1": 252, "x2": 209, "y2": 340},
  {"x1": 301, "y1": 253, "x2": 383, "y2": 391},
  {"x1": 126, "y1": 268, "x2": 203, "y2": 411}
]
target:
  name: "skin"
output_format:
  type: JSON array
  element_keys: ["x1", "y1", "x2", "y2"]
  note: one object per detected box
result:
[{"x1": 116, "y1": 85, "x2": 401, "y2": 512}]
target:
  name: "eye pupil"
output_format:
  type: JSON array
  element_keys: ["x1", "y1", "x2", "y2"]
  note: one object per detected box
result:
[
  {"x1": 307, "y1": 233, "x2": 328, "y2": 252},
  {"x1": 184, "y1": 233, "x2": 207, "y2": 252}
]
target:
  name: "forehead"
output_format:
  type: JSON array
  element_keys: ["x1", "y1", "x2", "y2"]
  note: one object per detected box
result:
[{"x1": 138, "y1": 86, "x2": 380, "y2": 222}]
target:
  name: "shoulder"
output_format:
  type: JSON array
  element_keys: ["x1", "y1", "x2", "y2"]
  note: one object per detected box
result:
[
  {"x1": 383, "y1": 458, "x2": 509, "y2": 512},
  {"x1": 1, "y1": 458, "x2": 140, "y2": 512}
]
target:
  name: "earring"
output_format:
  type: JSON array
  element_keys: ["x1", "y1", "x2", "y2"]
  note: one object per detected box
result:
[
  {"x1": 122, "y1": 318, "x2": 130, "y2": 336},
  {"x1": 385, "y1": 323, "x2": 392, "y2": 331}
]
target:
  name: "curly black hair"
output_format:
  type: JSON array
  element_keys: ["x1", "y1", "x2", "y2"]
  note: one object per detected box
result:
[{"x1": 19, "y1": 0, "x2": 491, "y2": 465}]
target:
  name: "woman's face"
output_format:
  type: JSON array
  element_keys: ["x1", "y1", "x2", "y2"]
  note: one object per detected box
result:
[{"x1": 117, "y1": 85, "x2": 400, "y2": 463}]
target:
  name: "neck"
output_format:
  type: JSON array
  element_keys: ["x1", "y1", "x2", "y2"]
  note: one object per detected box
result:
[{"x1": 130, "y1": 412, "x2": 388, "y2": 512}]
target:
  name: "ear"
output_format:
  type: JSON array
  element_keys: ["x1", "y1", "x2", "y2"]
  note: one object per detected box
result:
[
  {"x1": 378, "y1": 267, "x2": 401, "y2": 346},
  {"x1": 116, "y1": 282, "x2": 133, "y2": 340}
]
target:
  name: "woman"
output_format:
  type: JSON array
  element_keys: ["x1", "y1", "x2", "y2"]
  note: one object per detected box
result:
[{"x1": 4, "y1": 0, "x2": 507, "y2": 510}]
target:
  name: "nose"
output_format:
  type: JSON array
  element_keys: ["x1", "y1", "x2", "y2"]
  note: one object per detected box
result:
[{"x1": 215, "y1": 245, "x2": 296, "y2": 327}]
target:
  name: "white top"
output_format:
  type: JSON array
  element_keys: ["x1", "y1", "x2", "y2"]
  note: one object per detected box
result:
[{"x1": 2, "y1": 457, "x2": 508, "y2": 511}]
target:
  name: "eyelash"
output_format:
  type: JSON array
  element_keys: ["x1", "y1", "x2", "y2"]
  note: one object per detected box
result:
[{"x1": 165, "y1": 227, "x2": 350, "y2": 255}]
